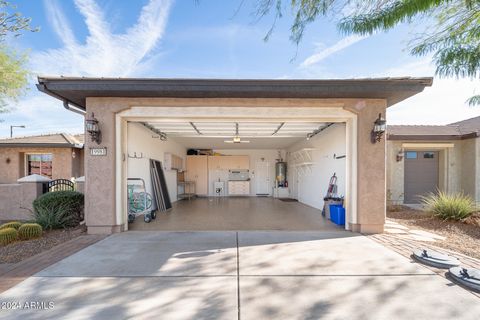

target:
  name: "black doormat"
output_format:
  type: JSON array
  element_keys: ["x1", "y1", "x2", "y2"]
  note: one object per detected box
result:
[{"x1": 279, "y1": 198, "x2": 298, "y2": 202}]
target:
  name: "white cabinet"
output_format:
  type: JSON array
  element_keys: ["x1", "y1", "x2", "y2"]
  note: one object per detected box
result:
[
  {"x1": 164, "y1": 153, "x2": 183, "y2": 171},
  {"x1": 228, "y1": 181, "x2": 250, "y2": 196}
]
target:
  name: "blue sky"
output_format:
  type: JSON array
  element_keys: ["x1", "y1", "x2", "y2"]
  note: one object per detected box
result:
[{"x1": 1, "y1": 0, "x2": 479, "y2": 138}]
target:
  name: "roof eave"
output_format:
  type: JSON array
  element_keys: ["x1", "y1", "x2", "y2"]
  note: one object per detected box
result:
[
  {"x1": 387, "y1": 132, "x2": 478, "y2": 141},
  {"x1": 0, "y1": 143, "x2": 84, "y2": 148},
  {"x1": 37, "y1": 76, "x2": 434, "y2": 111}
]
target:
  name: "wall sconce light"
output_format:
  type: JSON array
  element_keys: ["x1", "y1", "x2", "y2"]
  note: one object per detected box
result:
[
  {"x1": 396, "y1": 150, "x2": 404, "y2": 162},
  {"x1": 85, "y1": 112, "x2": 101, "y2": 144},
  {"x1": 72, "y1": 150, "x2": 76, "y2": 159},
  {"x1": 371, "y1": 113, "x2": 386, "y2": 143}
]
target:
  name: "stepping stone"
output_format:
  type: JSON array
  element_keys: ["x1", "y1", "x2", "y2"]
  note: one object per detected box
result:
[
  {"x1": 449, "y1": 267, "x2": 480, "y2": 292},
  {"x1": 413, "y1": 248, "x2": 460, "y2": 269}
]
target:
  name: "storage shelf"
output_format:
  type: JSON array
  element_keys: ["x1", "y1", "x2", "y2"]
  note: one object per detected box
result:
[{"x1": 294, "y1": 162, "x2": 315, "y2": 167}]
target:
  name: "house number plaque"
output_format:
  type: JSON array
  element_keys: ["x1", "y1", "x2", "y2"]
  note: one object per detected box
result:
[{"x1": 90, "y1": 147, "x2": 107, "y2": 156}]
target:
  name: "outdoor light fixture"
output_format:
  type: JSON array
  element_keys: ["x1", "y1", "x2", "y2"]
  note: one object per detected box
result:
[
  {"x1": 396, "y1": 150, "x2": 404, "y2": 162},
  {"x1": 85, "y1": 112, "x2": 101, "y2": 144},
  {"x1": 371, "y1": 113, "x2": 386, "y2": 143}
]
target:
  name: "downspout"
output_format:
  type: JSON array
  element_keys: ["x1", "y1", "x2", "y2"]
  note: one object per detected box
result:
[
  {"x1": 36, "y1": 82, "x2": 86, "y2": 115},
  {"x1": 63, "y1": 100, "x2": 86, "y2": 115}
]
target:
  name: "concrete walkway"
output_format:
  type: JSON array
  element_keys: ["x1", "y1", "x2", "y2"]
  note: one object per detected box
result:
[{"x1": 0, "y1": 231, "x2": 479, "y2": 319}]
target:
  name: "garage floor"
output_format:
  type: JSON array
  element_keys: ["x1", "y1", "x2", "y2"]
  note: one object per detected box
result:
[
  {"x1": 128, "y1": 197, "x2": 342, "y2": 231},
  {"x1": 1, "y1": 231, "x2": 479, "y2": 319}
]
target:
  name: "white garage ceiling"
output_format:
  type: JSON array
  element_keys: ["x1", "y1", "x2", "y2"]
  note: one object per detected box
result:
[{"x1": 141, "y1": 121, "x2": 330, "y2": 149}]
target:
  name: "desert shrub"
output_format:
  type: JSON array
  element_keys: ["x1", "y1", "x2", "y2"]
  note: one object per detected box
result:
[
  {"x1": 0, "y1": 221, "x2": 22, "y2": 230},
  {"x1": 420, "y1": 190, "x2": 476, "y2": 221},
  {"x1": 32, "y1": 191, "x2": 84, "y2": 229},
  {"x1": 0, "y1": 228, "x2": 18, "y2": 246},
  {"x1": 18, "y1": 223, "x2": 43, "y2": 240}
]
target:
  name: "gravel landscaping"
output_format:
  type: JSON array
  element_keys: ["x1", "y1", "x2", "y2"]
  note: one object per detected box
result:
[
  {"x1": 387, "y1": 206, "x2": 480, "y2": 259},
  {"x1": 0, "y1": 225, "x2": 86, "y2": 264}
]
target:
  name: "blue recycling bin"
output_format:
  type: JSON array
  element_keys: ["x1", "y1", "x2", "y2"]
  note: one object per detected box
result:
[{"x1": 329, "y1": 204, "x2": 345, "y2": 226}]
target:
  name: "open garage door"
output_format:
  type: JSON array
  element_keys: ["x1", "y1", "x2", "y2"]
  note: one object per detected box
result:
[{"x1": 124, "y1": 116, "x2": 350, "y2": 232}]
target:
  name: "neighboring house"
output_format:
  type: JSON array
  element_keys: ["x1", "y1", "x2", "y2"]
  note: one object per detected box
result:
[
  {"x1": 37, "y1": 76, "x2": 432, "y2": 234},
  {"x1": 387, "y1": 116, "x2": 480, "y2": 205},
  {"x1": 0, "y1": 133, "x2": 84, "y2": 183}
]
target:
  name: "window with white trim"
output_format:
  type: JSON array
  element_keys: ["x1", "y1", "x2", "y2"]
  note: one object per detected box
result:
[{"x1": 26, "y1": 154, "x2": 53, "y2": 178}]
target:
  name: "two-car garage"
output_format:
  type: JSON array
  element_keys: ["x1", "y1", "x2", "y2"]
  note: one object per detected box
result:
[{"x1": 37, "y1": 77, "x2": 433, "y2": 234}]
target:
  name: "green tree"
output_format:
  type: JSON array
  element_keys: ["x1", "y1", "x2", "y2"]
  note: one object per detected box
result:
[
  {"x1": 0, "y1": 0, "x2": 38, "y2": 112},
  {"x1": 255, "y1": 0, "x2": 480, "y2": 105}
]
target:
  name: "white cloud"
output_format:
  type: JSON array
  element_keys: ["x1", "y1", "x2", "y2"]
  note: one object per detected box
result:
[
  {"x1": 381, "y1": 58, "x2": 480, "y2": 125},
  {"x1": 0, "y1": 0, "x2": 174, "y2": 137},
  {"x1": 32, "y1": 0, "x2": 173, "y2": 77},
  {"x1": 300, "y1": 35, "x2": 368, "y2": 68}
]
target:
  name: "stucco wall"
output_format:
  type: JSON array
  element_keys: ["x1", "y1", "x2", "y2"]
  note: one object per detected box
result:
[
  {"x1": 127, "y1": 122, "x2": 187, "y2": 205},
  {"x1": 85, "y1": 97, "x2": 388, "y2": 234},
  {"x1": 460, "y1": 138, "x2": 477, "y2": 200},
  {"x1": 345, "y1": 100, "x2": 387, "y2": 233},
  {"x1": 0, "y1": 147, "x2": 81, "y2": 183},
  {"x1": 476, "y1": 138, "x2": 480, "y2": 203},
  {"x1": 287, "y1": 123, "x2": 346, "y2": 210},
  {"x1": 0, "y1": 182, "x2": 45, "y2": 221},
  {"x1": 386, "y1": 140, "x2": 404, "y2": 204}
]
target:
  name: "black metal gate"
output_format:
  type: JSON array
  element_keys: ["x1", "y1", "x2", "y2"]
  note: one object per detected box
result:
[{"x1": 44, "y1": 179, "x2": 75, "y2": 193}]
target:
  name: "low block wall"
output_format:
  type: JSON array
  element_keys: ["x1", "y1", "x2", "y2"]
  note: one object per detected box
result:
[{"x1": 0, "y1": 183, "x2": 36, "y2": 221}]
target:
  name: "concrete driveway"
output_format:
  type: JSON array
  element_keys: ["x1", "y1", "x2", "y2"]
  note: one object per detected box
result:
[{"x1": 0, "y1": 231, "x2": 479, "y2": 319}]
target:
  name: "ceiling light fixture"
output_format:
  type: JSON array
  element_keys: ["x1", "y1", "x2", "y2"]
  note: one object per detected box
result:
[{"x1": 224, "y1": 123, "x2": 250, "y2": 144}]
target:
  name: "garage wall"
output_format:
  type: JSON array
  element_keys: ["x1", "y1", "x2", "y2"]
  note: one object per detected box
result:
[
  {"x1": 212, "y1": 149, "x2": 285, "y2": 196},
  {"x1": 460, "y1": 138, "x2": 477, "y2": 200},
  {"x1": 127, "y1": 123, "x2": 187, "y2": 204},
  {"x1": 476, "y1": 138, "x2": 480, "y2": 203},
  {"x1": 287, "y1": 123, "x2": 346, "y2": 210},
  {"x1": 386, "y1": 140, "x2": 405, "y2": 204}
]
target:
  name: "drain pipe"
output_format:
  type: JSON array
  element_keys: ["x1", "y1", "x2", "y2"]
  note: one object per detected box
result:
[{"x1": 63, "y1": 100, "x2": 86, "y2": 115}]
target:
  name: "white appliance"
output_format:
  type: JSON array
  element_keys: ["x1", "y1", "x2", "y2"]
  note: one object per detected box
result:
[{"x1": 214, "y1": 181, "x2": 225, "y2": 197}]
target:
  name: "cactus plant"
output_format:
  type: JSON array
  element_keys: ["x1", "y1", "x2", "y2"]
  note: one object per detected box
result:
[
  {"x1": 0, "y1": 221, "x2": 22, "y2": 230},
  {"x1": 18, "y1": 223, "x2": 43, "y2": 240},
  {"x1": 0, "y1": 228, "x2": 18, "y2": 246}
]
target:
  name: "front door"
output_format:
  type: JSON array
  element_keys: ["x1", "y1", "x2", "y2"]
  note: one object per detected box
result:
[
  {"x1": 255, "y1": 161, "x2": 270, "y2": 195},
  {"x1": 404, "y1": 151, "x2": 439, "y2": 203}
]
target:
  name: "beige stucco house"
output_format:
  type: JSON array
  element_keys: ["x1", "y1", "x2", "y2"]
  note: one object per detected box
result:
[
  {"x1": 37, "y1": 76, "x2": 432, "y2": 234},
  {"x1": 387, "y1": 116, "x2": 480, "y2": 205},
  {"x1": 0, "y1": 133, "x2": 85, "y2": 183}
]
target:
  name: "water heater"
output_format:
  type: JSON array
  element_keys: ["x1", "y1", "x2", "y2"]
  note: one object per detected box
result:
[{"x1": 275, "y1": 162, "x2": 287, "y2": 187}]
